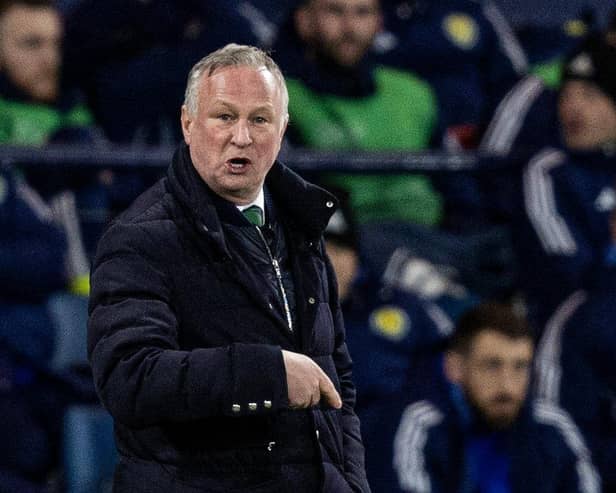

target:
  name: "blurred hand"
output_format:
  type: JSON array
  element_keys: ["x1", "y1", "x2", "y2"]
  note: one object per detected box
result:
[{"x1": 282, "y1": 350, "x2": 342, "y2": 409}]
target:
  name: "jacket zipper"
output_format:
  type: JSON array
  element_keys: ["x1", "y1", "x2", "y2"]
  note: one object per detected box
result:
[{"x1": 255, "y1": 227, "x2": 294, "y2": 332}]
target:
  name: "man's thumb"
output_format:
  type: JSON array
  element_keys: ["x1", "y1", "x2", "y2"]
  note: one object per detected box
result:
[{"x1": 319, "y1": 374, "x2": 342, "y2": 409}]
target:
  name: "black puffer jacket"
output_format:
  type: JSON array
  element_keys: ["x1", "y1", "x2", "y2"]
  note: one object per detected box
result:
[{"x1": 88, "y1": 143, "x2": 370, "y2": 492}]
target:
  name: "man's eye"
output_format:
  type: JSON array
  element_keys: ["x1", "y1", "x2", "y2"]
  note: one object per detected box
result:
[
  {"x1": 19, "y1": 38, "x2": 43, "y2": 50},
  {"x1": 218, "y1": 114, "x2": 233, "y2": 121},
  {"x1": 253, "y1": 116, "x2": 268, "y2": 124}
]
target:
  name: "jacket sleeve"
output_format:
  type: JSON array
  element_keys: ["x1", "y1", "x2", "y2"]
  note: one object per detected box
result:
[
  {"x1": 393, "y1": 400, "x2": 445, "y2": 493},
  {"x1": 533, "y1": 402, "x2": 601, "y2": 493},
  {"x1": 522, "y1": 149, "x2": 603, "y2": 290},
  {"x1": 480, "y1": 1, "x2": 528, "y2": 116},
  {"x1": 87, "y1": 221, "x2": 288, "y2": 428},
  {"x1": 325, "y1": 254, "x2": 371, "y2": 492}
]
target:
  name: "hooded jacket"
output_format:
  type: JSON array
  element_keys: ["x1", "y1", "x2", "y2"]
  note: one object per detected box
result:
[{"x1": 87, "y1": 143, "x2": 370, "y2": 492}]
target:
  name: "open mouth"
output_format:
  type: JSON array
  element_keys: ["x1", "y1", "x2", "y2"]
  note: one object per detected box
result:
[{"x1": 227, "y1": 157, "x2": 251, "y2": 170}]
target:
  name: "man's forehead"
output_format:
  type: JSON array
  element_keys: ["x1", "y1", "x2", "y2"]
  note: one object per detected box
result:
[
  {"x1": 470, "y1": 330, "x2": 532, "y2": 356},
  {"x1": 202, "y1": 67, "x2": 279, "y2": 94},
  {"x1": 0, "y1": 5, "x2": 60, "y2": 34},
  {"x1": 310, "y1": 0, "x2": 379, "y2": 11}
]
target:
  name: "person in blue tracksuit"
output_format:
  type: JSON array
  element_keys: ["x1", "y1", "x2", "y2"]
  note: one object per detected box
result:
[
  {"x1": 480, "y1": 11, "x2": 616, "y2": 157},
  {"x1": 0, "y1": 166, "x2": 97, "y2": 491},
  {"x1": 511, "y1": 34, "x2": 616, "y2": 493},
  {"x1": 323, "y1": 187, "x2": 455, "y2": 492},
  {"x1": 512, "y1": 33, "x2": 616, "y2": 330},
  {"x1": 393, "y1": 301, "x2": 600, "y2": 493}
]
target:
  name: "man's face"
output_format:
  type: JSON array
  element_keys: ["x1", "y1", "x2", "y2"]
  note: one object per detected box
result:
[
  {"x1": 446, "y1": 329, "x2": 533, "y2": 430},
  {"x1": 559, "y1": 80, "x2": 616, "y2": 150},
  {"x1": 181, "y1": 65, "x2": 288, "y2": 205},
  {"x1": 0, "y1": 5, "x2": 62, "y2": 103},
  {"x1": 325, "y1": 240, "x2": 359, "y2": 301},
  {"x1": 296, "y1": 0, "x2": 381, "y2": 69}
]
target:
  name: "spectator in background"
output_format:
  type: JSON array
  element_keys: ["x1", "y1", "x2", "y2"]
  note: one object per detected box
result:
[
  {"x1": 0, "y1": 0, "x2": 95, "y2": 145},
  {"x1": 0, "y1": 165, "x2": 97, "y2": 491},
  {"x1": 364, "y1": 0, "x2": 527, "y2": 231},
  {"x1": 480, "y1": 8, "x2": 614, "y2": 157},
  {"x1": 0, "y1": 0, "x2": 151, "y2": 283},
  {"x1": 0, "y1": 0, "x2": 109, "y2": 295},
  {"x1": 374, "y1": 0, "x2": 528, "y2": 150},
  {"x1": 272, "y1": 0, "x2": 443, "y2": 227},
  {"x1": 323, "y1": 186, "x2": 454, "y2": 492},
  {"x1": 62, "y1": 0, "x2": 267, "y2": 145},
  {"x1": 512, "y1": 33, "x2": 616, "y2": 330},
  {"x1": 393, "y1": 301, "x2": 599, "y2": 493},
  {"x1": 474, "y1": 19, "x2": 615, "y2": 253}
]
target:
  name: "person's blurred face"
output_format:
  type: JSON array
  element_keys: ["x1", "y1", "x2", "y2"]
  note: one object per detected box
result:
[
  {"x1": 181, "y1": 65, "x2": 288, "y2": 205},
  {"x1": 325, "y1": 240, "x2": 359, "y2": 301},
  {"x1": 445, "y1": 329, "x2": 533, "y2": 430},
  {"x1": 559, "y1": 80, "x2": 616, "y2": 150},
  {"x1": 0, "y1": 5, "x2": 62, "y2": 103},
  {"x1": 296, "y1": 0, "x2": 381, "y2": 69}
]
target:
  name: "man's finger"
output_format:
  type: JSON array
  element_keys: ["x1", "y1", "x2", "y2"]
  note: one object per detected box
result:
[{"x1": 318, "y1": 373, "x2": 342, "y2": 409}]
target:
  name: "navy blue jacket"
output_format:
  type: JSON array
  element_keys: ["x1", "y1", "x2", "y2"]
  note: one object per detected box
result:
[
  {"x1": 480, "y1": 75, "x2": 561, "y2": 156},
  {"x1": 344, "y1": 274, "x2": 453, "y2": 492},
  {"x1": 87, "y1": 144, "x2": 370, "y2": 492},
  {"x1": 513, "y1": 147, "x2": 616, "y2": 328},
  {"x1": 0, "y1": 167, "x2": 99, "y2": 491},
  {"x1": 0, "y1": 167, "x2": 67, "y2": 302},
  {"x1": 534, "y1": 275, "x2": 616, "y2": 491},
  {"x1": 376, "y1": 0, "x2": 527, "y2": 138},
  {"x1": 393, "y1": 397, "x2": 600, "y2": 493}
]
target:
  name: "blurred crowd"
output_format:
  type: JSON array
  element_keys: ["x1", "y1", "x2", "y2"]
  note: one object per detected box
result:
[{"x1": 1, "y1": 0, "x2": 616, "y2": 491}]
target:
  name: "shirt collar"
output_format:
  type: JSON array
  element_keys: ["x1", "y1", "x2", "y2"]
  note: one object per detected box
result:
[{"x1": 236, "y1": 188, "x2": 265, "y2": 217}]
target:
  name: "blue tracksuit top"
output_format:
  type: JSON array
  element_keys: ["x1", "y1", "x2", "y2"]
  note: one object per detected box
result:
[
  {"x1": 514, "y1": 147, "x2": 616, "y2": 329},
  {"x1": 343, "y1": 273, "x2": 453, "y2": 492}
]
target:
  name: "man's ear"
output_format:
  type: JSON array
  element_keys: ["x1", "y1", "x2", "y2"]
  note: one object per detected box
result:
[
  {"x1": 180, "y1": 105, "x2": 192, "y2": 144},
  {"x1": 444, "y1": 351, "x2": 464, "y2": 385}
]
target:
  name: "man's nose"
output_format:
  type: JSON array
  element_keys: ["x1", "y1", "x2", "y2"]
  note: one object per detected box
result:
[{"x1": 231, "y1": 120, "x2": 252, "y2": 147}]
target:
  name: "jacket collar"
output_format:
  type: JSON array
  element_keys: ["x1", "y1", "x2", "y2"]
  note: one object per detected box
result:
[{"x1": 167, "y1": 142, "x2": 338, "y2": 243}]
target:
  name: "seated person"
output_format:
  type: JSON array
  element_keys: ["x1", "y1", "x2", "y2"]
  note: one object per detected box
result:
[
  {"x1": 394, "y1": 301, "x2": 599, "y2": 493},
  {"x1": 272, "y1": 0, "x2": 443, "y2": 227},
  {"x1": 0, "y1": 0, "x2": 153, "y2": 281},
  {"x1": 323, "y1": 187, "x2": 455, "y2": 492},
  {"x1": 511, "y1": 33, "x2": 616, "y2": 329},
  {"x1": 0, "y1": 166, "x2": 97, "y2": 491},
  {"x1": 0, "y1": 0, "x2": 96, "y2": 145},
  {"x1": 480, "y1": 9, "x2": 616, "y2": 156}
]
